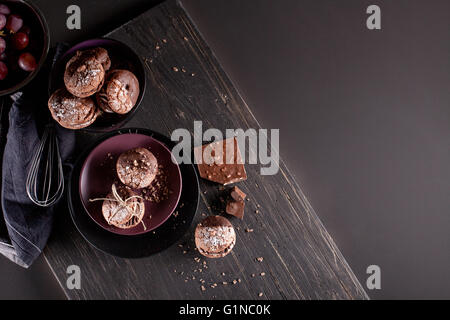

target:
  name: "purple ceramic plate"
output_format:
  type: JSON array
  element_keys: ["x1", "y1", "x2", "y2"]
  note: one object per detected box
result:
[{"x1": 79, "y1": 133, "x2": 182, "y2": 236}]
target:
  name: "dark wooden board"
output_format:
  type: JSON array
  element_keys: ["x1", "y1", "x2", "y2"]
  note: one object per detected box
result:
[{"x1": 43, "y1": 0, "x2": 368, "y2": 300}]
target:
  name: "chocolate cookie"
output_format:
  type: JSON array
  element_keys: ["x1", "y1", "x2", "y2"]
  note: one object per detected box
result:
[
  {"x1": 195, "y1": 216, "x2": 236, "y2": 258},
  {"x1": 64, "y1": 48, "x2": 110, "y2": 98},
  {"x1": 101, "y1": 185, "x2": 145, "y2": 229},
  {"x1": 90, "y1": 47, "x2": 111, "y2": 71},
  {"x1": 48, "y1": 88, "x2": 99, "y2": 129},
  {"x1": 116, "y1": 147, "x2": 158, "y2": 189},
  {"x1": 96, "y1": 69, "x2": 140, "y2": 114}
]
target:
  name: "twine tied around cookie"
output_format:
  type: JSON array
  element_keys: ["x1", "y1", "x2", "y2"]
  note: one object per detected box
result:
[{"x1": 89, "y1": 184, "x2": 147, "y2": 230}]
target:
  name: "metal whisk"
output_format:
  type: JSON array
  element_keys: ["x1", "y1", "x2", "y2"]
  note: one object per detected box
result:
[{"x1": 25, "y1": 124, "x2": 64, "y2": 207}]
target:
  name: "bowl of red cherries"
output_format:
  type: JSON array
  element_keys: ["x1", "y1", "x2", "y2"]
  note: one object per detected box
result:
[{"x1": 0, "y1": 0, "x2": 49, "y2": 96}]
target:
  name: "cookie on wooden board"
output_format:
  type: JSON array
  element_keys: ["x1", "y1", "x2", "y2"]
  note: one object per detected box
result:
[{"x1": 195, "y1": 215, "x2": 236, "y2": 258}]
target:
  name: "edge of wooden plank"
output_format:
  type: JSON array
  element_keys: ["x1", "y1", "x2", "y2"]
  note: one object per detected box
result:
[{"x1": 43, "y1": 254, "x2": 70, "y2": 300}]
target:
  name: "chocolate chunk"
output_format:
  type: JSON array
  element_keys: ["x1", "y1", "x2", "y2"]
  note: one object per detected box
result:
[
  {"x1": 226, "y1": 200, "x2": 245, "y2": 220},
  {"x1": 230, "y1": 186, "x2": 246, "y2": 201},
  {"x1": 194, "y1": 137, "x2": 247, "y2": 185}
]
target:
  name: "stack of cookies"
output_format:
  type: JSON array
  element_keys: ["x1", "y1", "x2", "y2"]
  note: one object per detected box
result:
[
  {"x1": 101, "y1": 185, "x2": 145, "y2": 229},
  {"x1": 48, "y1": 47, "x2": 140, "y2": 129},
  {"x1": 98, "y1": 147, "x2": 159, "y2": 230}
]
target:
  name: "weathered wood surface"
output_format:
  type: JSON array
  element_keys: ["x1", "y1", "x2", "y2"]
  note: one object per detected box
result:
[{"x1": 44, "y1": 0, "x2": 368, "y2": 300}]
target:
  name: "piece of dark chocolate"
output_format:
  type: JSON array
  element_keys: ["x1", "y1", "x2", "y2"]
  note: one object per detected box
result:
[
  {"x1": 226, "y1": 200, "x2": 245, "y2": 220},
  {"x1": 194, "y1": 137, "x2": 247, "y2": 185},
  {"x1": 230, "y1": 186, "x2": 246, "y2": 201}
]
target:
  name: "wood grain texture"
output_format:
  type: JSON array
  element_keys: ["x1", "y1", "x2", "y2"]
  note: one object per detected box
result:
[{"x1": 43, "y1": 0, "x2": 368, "y2": 300}]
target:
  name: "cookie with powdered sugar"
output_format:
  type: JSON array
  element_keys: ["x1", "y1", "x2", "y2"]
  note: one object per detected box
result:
[
  {"x1": 101, "y1": 185, "x2": 145, "y2": 229},
  {"x1": 96, "y1": 69, "x2": 139, "y2": 114},
  {"x1": 116, "y1": 147, "x2": 158, "y2": 189},
  {"x1": 195, "y1": 216, "x2": 236, "y2": 258},
  {"x1": 48, "y1": 88, "x2": 99, "y2": 130},
  {"x1": 64, "y1": 48, "x2": 110, "y2": 98}
]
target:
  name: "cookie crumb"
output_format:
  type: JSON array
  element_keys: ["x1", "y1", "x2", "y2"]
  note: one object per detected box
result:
[
  {"x1": 256, "y1": 257, "x2": 264, "y2": 262},
  {"x1": 260, "y1": 272, "x2": 266, "y2": 276},
  {"x1": 258, "y1": 292, "x2": 263, "y2": 297},
  {"x1": 245, "y1": 228, "x2": 254, "y2": 233},
  {"x1": 172, "y1": 67, "x2": 179, "y2": 72},
  {"x1": 201, "y1": 285, "x2": 206, "y2": 291}
]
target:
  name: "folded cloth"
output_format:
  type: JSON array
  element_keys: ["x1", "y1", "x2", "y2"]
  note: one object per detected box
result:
[{"x1": 0, "y1": 44, "x2": 75, "y2": 268}]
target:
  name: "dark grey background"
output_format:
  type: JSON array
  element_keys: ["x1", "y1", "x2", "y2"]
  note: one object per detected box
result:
[{"x1": 0, "y1": 0, "x2": 449, "y2": 299}]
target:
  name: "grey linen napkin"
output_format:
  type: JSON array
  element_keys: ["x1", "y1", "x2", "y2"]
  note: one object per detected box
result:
[{"x1": 0, "y1": 45, "x2": 75, "y2": 268}]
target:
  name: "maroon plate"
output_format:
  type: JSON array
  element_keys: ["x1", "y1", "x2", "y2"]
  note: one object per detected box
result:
[{"x1": 79, "y1": 133, "x2": 182, "y2": 235}]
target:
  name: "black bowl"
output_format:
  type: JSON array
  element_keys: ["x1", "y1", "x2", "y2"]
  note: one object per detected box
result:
[
  {"x1": 0, "y1": 0, "x2": 50, "y2": 96},
  {"x1": 67, "y1": 128, "x2": 200, "y2": 258},
  {"x1": 50, "y1": 38, "x2": 146, "y2": 132}
]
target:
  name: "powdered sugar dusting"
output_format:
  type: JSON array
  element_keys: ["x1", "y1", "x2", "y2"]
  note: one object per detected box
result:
[
  {"x1": 110, "y1": 79, "x2": 132, "y2": 112},
  {"x1": 198, "y1": 225, "x2": 235, "y2": 251}
]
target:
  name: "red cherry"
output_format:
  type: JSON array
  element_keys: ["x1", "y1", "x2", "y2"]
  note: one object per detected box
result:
[
  {"x1": 12, "y1": 32, "x2": 29, "y2": 50},
  {"x1": 0, "y1": 61, "x2": 8, "y2": 80},
  {"x1": 18, "y1": 52, "x2": 37, "y2": 72},
  {"x1": 6, "y1": 14, "x2": 23, "y2": 33}
]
